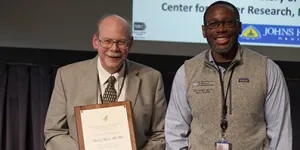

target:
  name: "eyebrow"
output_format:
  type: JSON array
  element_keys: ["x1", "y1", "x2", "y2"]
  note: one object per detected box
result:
[
  {"x1": 206, "y1": 18, "x2": 237, "y2": 22},
  {"x1": 100, "y1": 38, "x2": 127, "y2": 40}
]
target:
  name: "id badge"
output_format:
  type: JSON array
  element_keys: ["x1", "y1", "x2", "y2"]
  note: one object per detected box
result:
[{"x1": 215, "y1": 140, "x2": 231, "y2": 150}]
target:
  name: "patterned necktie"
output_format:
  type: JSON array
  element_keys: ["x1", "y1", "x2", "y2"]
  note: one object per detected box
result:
[{"x1": 102, "y1": 76, "x2": 117, "y2": 103}]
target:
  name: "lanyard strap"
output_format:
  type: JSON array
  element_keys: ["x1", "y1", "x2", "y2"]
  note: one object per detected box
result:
[{"x1": 217, "y1": 66, "x2": 235, "y2": 138}]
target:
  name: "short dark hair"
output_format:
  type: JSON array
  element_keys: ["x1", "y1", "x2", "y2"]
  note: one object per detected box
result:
[{"x1": 203, "y1": 1, "x2": 240, "y2": 23}]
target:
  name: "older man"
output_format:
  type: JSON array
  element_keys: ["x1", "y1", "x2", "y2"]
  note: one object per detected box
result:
[{"x1": 44, "y1": 14, "x2": 167, "y2": 150}]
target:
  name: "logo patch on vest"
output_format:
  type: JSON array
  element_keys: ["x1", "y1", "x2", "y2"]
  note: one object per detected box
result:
[
  {"x1": 192, "y1": 81, "x2": 214, "y2": 94},
  {"x1": 193, "y1": 88, "x2": 213, "y2": 94},
  {"x1": 192, "y1": 81, "x2": 215, "y2": 87},
  {"x1": 192, "y1": 81, "x2": 200, "y2": 87},
  {"x1": 200, "y1": 81, "x2": 215, "y2": 86},
  {"x1": 238, "y1": 78, "x2": 249, "y2": 83}
]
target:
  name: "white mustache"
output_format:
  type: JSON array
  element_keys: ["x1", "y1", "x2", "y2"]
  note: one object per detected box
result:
[{"x1": 106, "y1": 51, "x2": 122, "y2": 57}]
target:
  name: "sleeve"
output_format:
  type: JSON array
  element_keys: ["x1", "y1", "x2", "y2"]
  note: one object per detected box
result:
[
  {"x1": 44, "y1": 68, "x2": 79, "y2": 150},
  {"x1": 265, "y1": 59, "x2": 292, "y2": 150},
  {"x1": 165, "y1": 65, "x2": 192, "y2": 150},
  {"x1": 142, "y1": 71, "x2": 167, "y2": 150}
]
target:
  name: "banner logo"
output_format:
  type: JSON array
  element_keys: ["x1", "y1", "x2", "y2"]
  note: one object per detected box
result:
[{"x1": 240, "y1": 25, "x2": 261, "y2": 40}]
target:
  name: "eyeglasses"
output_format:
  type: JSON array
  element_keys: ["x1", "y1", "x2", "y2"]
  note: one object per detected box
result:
[
  {"x1": 98, "y1": 38, "x2": 129, "y2": 49},
  {"x1": 204, "y1": 19, "x2": 240, "y2": 29}
]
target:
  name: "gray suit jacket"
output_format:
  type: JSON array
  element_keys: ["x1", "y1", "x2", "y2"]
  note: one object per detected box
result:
[{"x1": 44, "y1": 56, "x2": 167, "y2": 150}]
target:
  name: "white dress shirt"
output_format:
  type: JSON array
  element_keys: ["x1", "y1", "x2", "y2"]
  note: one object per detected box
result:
[{"x1": 97, "y1": 57, "x2": 127, "y2": 103}]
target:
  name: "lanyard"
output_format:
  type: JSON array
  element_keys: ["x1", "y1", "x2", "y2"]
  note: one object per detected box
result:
[{"x1": 217, "y1": 65, "x2": 235, "y2": 138}]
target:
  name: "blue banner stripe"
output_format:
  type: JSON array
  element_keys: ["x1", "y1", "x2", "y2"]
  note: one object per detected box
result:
[{"x1": 238, "y1": 24, "x2": 300, "y2": 45}]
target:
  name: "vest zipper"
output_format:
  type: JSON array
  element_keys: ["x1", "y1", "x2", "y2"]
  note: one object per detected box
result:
[
  {"x1": 223, "y1": 60, "x2": 239, "y2": 115},
  {"x1": 205, "y1": 60, "x2": 239, "y2": 116},
  {"x1": 204, "y1": 62, "x2": 226, "y2": 119}
]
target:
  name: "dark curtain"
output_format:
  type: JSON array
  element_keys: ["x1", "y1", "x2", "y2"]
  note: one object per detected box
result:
[
  {"x1": 287, "y1": 79, "x2": 300, "y2": 150},
  {"x1": 0, "y1": 61, "x2": 299, "y2": 150},
  {"x1": 0, "y1": 63, "x2": 58, "y2": 150}
]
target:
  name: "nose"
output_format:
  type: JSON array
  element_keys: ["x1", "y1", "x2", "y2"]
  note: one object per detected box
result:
[
  {"x1": 110, "y1": 42, "x2": 119, "y2": 51},
  {"x1": 216, "y1": 23, "x2": 227, "y2": 33}
]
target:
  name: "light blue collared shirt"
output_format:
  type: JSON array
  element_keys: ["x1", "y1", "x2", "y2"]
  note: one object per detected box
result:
[{"x1": 165, "y1": 52, "x2": 293, "y2": 150}]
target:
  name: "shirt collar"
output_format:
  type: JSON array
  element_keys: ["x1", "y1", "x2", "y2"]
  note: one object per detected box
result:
[
  {"x1": 207, "y1": 44, "x2": 243, "y2": 67},
  {"x1": 97, "y1": 57, "x2": 126, "y2": 86},
  {"x1": 208, "y1": 50, "x2": 217, "y2": 67}
]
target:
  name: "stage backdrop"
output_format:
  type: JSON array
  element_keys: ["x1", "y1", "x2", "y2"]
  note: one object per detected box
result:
[{"x1": 0, "y1": 1, "x2": 300, "y2": 62}]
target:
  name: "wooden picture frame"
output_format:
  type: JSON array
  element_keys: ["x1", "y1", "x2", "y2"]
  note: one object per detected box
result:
[{"x1": 74, "y1": 101, "x2": 136, "y2": 150}]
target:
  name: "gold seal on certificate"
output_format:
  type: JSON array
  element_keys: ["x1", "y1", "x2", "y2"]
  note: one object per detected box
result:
[{"x1": 74, "y1": 101, "x2": 137, "y2": 150}]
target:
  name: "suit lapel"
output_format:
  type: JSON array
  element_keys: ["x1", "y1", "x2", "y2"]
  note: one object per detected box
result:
[
  {"x1": 80, "y1": 56, "x2": 100, "y2": 105},
  {"x1": 125, "y1": 60, "x2": 140, "y2": 108},
  {"x1": 79, "y1": 58, "x2": 140, "y2": 107}
]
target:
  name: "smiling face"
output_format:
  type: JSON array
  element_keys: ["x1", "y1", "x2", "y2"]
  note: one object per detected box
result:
[
  {"x1": 202, "y1": 4, "x2": 242, "y2": 57},
  {"x1": 92, "y1": 15, "x2": 133, "y2": 74}
]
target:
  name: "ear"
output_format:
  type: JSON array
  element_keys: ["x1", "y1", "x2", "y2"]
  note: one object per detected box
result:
[
  {"x1": 92, "y1": 34, "x2": 99, "y2": 50},
  {"x1": 202, "y1": 25, "x2": 207, "y2": 38},
  {"x1": 238, "y1": 22, "x2": 242, "y2": 34},
  {"x1": 127, "y1": 36, "x2": 134, "y2": 51}
]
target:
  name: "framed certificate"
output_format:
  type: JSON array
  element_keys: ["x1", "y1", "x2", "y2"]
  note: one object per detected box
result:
[{"x1": 74, "y1": 101, "x2": 137, "y2": 150}]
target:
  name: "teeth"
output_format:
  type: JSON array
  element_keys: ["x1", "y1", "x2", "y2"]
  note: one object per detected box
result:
[{"x1": 216, "y1": 38, "x2": 228, "y2": 40}]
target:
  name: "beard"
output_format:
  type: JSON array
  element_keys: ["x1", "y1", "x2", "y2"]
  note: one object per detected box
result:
[
  {"x1": 211, "y1": 42, "x2": 234, "y2": 54},
  {"x1": 207, "y1": 36, "x2": 238, "y2": 55}
]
